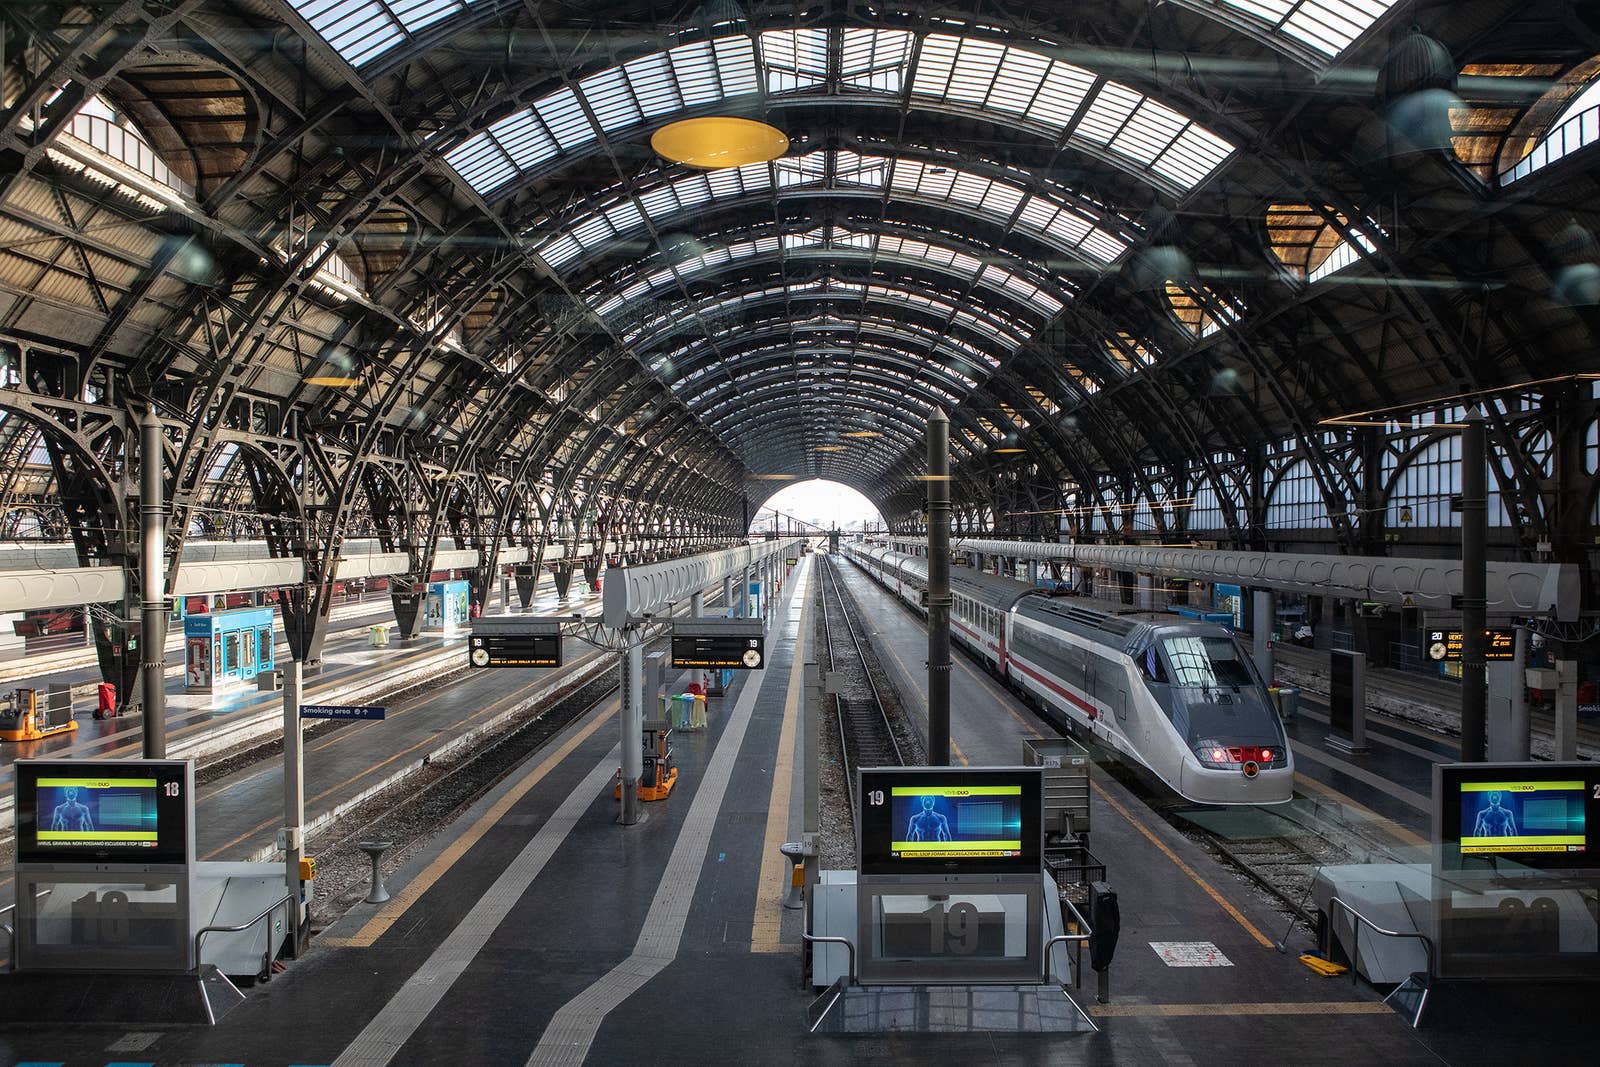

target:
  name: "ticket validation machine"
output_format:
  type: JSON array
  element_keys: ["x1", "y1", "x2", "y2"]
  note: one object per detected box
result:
[
  {"x1": 12, "y1": 759, "x2": 197, "y2": 972},
  {"x1": 854, "y1": 767, "x2": 1046, "y2": 984}
]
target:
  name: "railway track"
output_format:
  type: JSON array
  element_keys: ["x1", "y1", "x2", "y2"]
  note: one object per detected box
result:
[{"x1": 818, "y1": 554, "x2": 903, "y2": 829}]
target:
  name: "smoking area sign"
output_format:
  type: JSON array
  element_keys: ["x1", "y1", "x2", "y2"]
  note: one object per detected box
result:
[{"x1": 1424, "y1": 629, "x2": 1516, "y2": 662}]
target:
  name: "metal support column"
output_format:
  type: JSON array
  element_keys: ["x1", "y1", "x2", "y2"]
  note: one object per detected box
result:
[
  {"x1": 619, "y1": 634, "x2": 645, "y2": 825},
  {"x1": 723, "y1": 574, "x2": 734, "y2": 616},
  {"x1": 282, "y1": 659, "x2": 306, "y2": 953},
  {"x1": 1460, "y1": 411, "x2": 1487, "y2": 762},
  {"x1": 927, "y1": 409, "x2": 952, "y2": 766},
  {"x1": 1554, "y1": 656, "x2": 1579, "y2": 761},
  {"x1": 139, "y1": 405, "x2": 166, "y2": 757},
  {"x1": 690, "y1": 591, "x2": 704, "y2": 618},
  {"x1": 1508, "y1": 626, "x2": 1529, "y2": 760},
  {"x1": 1252, "y1": 589, "x2": 1276, "y2": 683}
]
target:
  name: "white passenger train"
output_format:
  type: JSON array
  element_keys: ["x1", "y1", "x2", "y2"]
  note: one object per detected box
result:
[{"x1": 843, "y1": 542, "x2": 1292, "y2": 805}]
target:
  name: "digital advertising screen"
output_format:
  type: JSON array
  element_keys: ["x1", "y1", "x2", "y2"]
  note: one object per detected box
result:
[
  {"x1": 858, "y1": 768, "x2": 1041, "y2": 877},
  {"x1": 15, "y1": 760, "x2": 193, "y2": 866},
  {"x1": 1435, "y1": 762, "x2": 1599, "y2": 873}
]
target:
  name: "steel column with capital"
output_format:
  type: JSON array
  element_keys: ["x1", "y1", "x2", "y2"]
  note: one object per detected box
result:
[
  {"x1": 139, "y1": 405, "x2": 167, "y2": 757},
  {"x1": 1461, "y1": 410, "x2": 1487, "y2": 762},
  {"x1": 927, "y1": 409, "x2": 951, "y2": 766}
]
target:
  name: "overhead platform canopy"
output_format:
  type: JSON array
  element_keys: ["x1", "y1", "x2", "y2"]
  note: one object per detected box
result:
[{"x1": 890, "y1": 536, "x2": 1581, "y2": 621}]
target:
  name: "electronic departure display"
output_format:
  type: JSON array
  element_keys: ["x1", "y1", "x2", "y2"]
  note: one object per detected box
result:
[
  {"x1": 468, "y1": 632, "x2": 561, "y2": 668},
  {"x1": 1435, "y1": 762, "x2": 1600, "y2": 872},
  {"x1": 858, "y1": 767, "x2": 1041, "y2": 877},
  {"x1": 15, "y1": 759, "x2": 193, "y2": 866},
  {"x1": 672, "y1": 633, "x2": 764, "y2": 670},
  {"x1": 1423, "y1": 629, "x2": 1516, "y2": 662}
]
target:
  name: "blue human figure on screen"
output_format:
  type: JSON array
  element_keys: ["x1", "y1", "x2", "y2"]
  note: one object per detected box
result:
[
  {"x1": 906, "y1": 795, "x2": 951, "y2": 842},
  {"x1": 1473, "y1": 791, "x2": 1517, "y2": 837},
  {"x1": 49, "y1": 786, "x2": 93, "y2": 832}
]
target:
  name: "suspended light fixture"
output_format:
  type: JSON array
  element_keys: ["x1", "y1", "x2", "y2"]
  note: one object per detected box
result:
[
  {"x1": 651, "y1": 116, "x2": 789, "y2": 169},
  {"x1": 303, "y1": 376, "x2": 360, "y2": 388}
]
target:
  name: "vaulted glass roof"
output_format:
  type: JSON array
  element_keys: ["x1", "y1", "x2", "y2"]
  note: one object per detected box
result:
[
  {"x1": 533, "y1": 150, "x2": 1131, "y2": 272},
  {"x1": 442, "y1": 30, "x2": 1236, "y2": 199},
  {"x1": 585, "y1": 225, "x2": 1069, "y2": 323}
]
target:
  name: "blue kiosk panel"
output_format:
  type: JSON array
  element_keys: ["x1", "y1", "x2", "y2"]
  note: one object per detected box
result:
[
  {"x1": 184, "y1": 606, "x2": 275, "y2": 693},
  {"x1": 424, "y1": 580, "x2": 470, "y2": 632}
]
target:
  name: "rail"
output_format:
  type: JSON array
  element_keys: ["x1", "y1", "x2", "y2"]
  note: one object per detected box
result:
[
  {"x1": 193, "y1": 890, "x2": 293, "y2": 1021},
  {"x1": 1327, "y1": 895, "x2": 1435, "y2": 1028},
  {"x1": 1046, "y1": 893, "x2": 1095, "y2": 988},
  {"x1": 819, "y1": 556, "x2": 901, "y2": 828},
  {"x1": 1, "y1": 888, "x2": 53, "y2": 970},
  {"x1": 802, "y1": 931, "x2": 857, "y2": 984}
]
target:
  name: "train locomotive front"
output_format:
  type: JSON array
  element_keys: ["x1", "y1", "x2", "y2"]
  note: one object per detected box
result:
[{"x1": 1133, "y1": 622, "x2": 1293, "y2": 804}]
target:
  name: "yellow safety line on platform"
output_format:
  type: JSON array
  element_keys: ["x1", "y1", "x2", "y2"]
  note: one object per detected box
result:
[
  {"x1": 1294, "y1": 772, "x2": 1428, "y2": 848},
  {"x1": 1091, "y1": 779, "x2": 1274, "y2": 949},
  {"x1": 752, "y1": 558, "x2": 811, "y2": 954},
  {"x1": 1087, "y1": 1001, "x2": 1393, "y2": 1018},
  {"x1": 319, "y1": 698, "x2": 619, "y2": 949}
]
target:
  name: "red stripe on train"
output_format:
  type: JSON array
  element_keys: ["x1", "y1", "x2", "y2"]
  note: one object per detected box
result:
[{"x1": 1009, "y1": 654, "x2": 1100, "y2": 719}]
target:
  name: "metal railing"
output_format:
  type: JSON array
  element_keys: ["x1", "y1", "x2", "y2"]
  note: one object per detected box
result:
[
  {"x1": 1, "y1": 888, "x2": 53, "y2": 970},
  {"x1": 801, "y1": 931, "x2": 857, "y2": 985},
  {"x1": 193, "y1": 891, "x2": 292, "y2": 1023},
  {"x1": 1327, "y1": 895, "x2": 1435, "y2": 1028},
  {"x1": 1046, "y1": 894, "x2": 1095, "y2": 989}
]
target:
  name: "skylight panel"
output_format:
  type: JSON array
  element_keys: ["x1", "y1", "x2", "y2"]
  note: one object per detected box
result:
[
  {"x1": 1208, "y1": 0, "x2": 1399, "y2": 59},
  {"x1": 535, "y1": 87, "x2": 594, "y2": 152},
  {"x1": 581, "y1": 67, "x2": 643, "y2": 130},
  {"x1": 840, "y1": 29, "x2": 914, "y2": 91},
  {"x1": 1075, "y1": 81, "x2": 1141, "y2": 147},
  {"x1": 986, "y1": 47, "x2": 1051, "y2": 114},
  {"x1": 1028, "y1": 63, "x2": 1096, "y2": 129},
  {"x1": 760, "y1": 28, "x2": 828, "y2": 92},
  {"x1": 621, "y1": 52, "x2": 680, "y2": 118}
]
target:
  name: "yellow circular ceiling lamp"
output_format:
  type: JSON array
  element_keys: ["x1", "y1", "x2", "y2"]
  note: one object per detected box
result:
[
  {"x1": 651, "y1": 117, "x2": 789, "y2": 169},
  {"x1": 304, "y1": 376, "x2": 360, "y2": 388}
]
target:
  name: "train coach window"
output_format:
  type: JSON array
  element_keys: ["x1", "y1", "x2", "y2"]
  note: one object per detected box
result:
[
  {"x1": 1162, "y1": 636, "x2": 1254, "y2": 689},
  {"x1": 1142, "y1": 646, "x2": 1168, "y2": 683}
]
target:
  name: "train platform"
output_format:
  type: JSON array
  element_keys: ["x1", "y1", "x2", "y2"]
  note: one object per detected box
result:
[
  {"x1": 0, "y1": 587, "x2": 605, "y2": 920},
  {"x1": 0, "y1": 555, "x2": 1580, "y2": 1066},
  {"x1": 0, "y1": 584, "x2": 601, "y2": 787},
  {"x1": 826, "y1": 556, "x2": 1584, "y2": 1065}
]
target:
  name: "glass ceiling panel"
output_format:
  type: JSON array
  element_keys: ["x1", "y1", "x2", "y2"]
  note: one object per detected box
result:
[
  {"x1": 585, "y1": 225, "x2": 1066, "y2": 324},
  {"x1": 441, "y1": 30, "x2": 1234, "y2": 198},
  {"x1": 625, "y1": 281, "x2": 1031, "y2": 357},
  {"x1": 533, "y1": 150, "x2": 1129, "y2": 273},
  {"x1": 1180, "y1": 1, "x2": 1400, "y2": 61},
  {"x1": 291, "y1": 0, "x2": 470, "y2": 67}
]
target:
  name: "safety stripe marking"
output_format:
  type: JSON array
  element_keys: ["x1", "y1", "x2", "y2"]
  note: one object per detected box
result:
[
  {"x1": 1091, "y1": 779, "x2": 1274, "y2": 949},
  {"x1": 751, "y1": 558, "x2": 811, "y2": 953},
  {"x1": 524, "y1": 565, "x2": 804, "y2": 1066},
  {"x1": 320, "y1": 700, "x2": 618, "y2": 948},
  {"x1": 1288, "y1": 740, "x2": 1431, "y2": 812},
  {"x1": 1088, "y1": 1001, "x2": 1393, "y2": 1018},
  {"x1": 329, "y1": 743, "x2": 621, "y2": 1067}
]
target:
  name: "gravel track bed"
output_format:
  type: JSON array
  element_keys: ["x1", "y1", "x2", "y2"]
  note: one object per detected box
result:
[{"x1": 814, "y1": 555, "x2": 926, "y2": 870}]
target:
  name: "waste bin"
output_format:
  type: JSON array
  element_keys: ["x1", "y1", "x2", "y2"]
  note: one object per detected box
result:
[
  {"x1": 95, "y1": 682, "x2": 116, "y2": 720},
  {"x1": 1278, "y1": 686, "x2": 1299, "y2": 722},
  {"x1": 369, "y1": 624, "x2": 390, "y2": 648}
]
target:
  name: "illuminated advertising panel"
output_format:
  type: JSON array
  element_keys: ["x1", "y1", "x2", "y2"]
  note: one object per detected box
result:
[{"x1": 858, "y1": 767, "x2": 1041, "y2": 877}]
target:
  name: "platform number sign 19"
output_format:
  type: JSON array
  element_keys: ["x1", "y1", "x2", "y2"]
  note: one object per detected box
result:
[{"x1": 867, "y1": 789, "x2": 885, "y2": 806}]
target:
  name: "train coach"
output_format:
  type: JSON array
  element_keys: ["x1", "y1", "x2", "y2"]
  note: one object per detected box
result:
[{"x1": 843, "y1": 541, "x2": 1292, "y2": 805}]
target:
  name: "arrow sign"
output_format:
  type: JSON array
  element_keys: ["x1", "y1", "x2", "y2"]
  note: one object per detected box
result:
[{"x1": 301, "y1": 704, "x2": 386, "y2": 721}]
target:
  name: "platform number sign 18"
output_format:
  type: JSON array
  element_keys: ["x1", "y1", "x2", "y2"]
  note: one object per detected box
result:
[{"x1": 164, "y1": 781, "x2": 181, "y2": 797}]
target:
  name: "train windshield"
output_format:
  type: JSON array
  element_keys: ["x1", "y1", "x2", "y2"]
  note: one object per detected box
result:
[{"x1": 1160, "y1": 636, "x2": 1256, "y2": 689}]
